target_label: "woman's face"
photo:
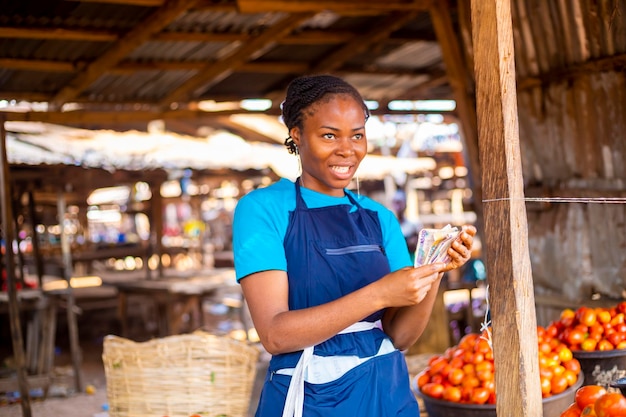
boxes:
[290,94,368,197]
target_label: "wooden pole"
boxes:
[0,117,32,416]
[470,1,542,416]
[57,189,84,392]
[150,181,164,278]
[27,188,44,289]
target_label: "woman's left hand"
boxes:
[443,225,477,271]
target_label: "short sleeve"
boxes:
[232,192,288,281]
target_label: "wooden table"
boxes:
[105,268,239,337]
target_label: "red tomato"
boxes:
[563,358,582,374]
[597,339,615,351]
[442,386,462,402]
[422,382,444,399]
[567,329,586,346]
[577,307,598,327]
[594,392,626,417]
[447,368,464,386]
[415,370,430,389]
[551,374,569,395]
[575,385,608,409]
[469,387,490,405]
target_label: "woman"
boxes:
[233,74,476,417]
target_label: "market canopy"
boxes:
[5,121,437,182]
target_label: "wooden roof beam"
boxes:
[0,59,79,73]
[50,0,198,108]
[67,0,239,8]
[236,0,433,13]
[0,27,117,42]
[159,12,314,106]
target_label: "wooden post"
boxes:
[470,1,542,416]
[57,189,84,392]
[150,181,164,278]
[27,188,44,289]
[0,117,32,416]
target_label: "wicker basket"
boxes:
[102,331,260,417]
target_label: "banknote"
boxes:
[414,224,460,267]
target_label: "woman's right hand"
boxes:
[375,263,446,308]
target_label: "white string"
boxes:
[482,197,626,204]
[479,284,493,351]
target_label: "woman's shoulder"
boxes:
[236,178,296,212]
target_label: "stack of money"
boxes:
[414,224,460,267]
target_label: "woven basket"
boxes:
[102,331,260,417]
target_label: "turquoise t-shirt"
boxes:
[233,178,412,281]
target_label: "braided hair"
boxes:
[281,75,370,154]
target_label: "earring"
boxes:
[356,174,360,198]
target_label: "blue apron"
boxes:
[254,179,419,417]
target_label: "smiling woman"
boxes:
[232,74,476,417]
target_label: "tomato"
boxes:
[551,374,569,395]
[447,368,464,385]
[461,375,480,389]
[563,358,582,374]
[540,376,552,396]
[617,302,626,315]
[597,339,615,351]
[567,329,586,346]
[442,386,462,402]
[594,392,626,417]
[558,346,574,362]
[581,338,598,351]
[560,402,582,417]
[610,313,625,327]
[575,385,607,409]
[607,331,624,347]
[415,370,430,389]
[563,369,578,386]
[561,308,576,325]
[470,387,490,404]
[422,382,445,399]
[429,357,449,374]
[577,307,598,327]
[597,309,612,324]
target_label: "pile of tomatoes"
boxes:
[560,385,626,417]
[415,327,581,404]
[549,303,626,352]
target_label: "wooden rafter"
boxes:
[67,0,238,11]
[0,59,78,73]
[236,0,433,13]
[51,0,199,107]
[0,105,454,125]
[0,27,117,42]
[159,12,314,106]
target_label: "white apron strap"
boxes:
[281,321,379,417]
